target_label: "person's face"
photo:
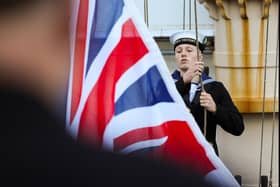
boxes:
[174,43,202,72]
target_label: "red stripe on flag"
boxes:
[115,120,216,175]
[114,125,167,152]
[70,0,89,124]
[78,19,149,147]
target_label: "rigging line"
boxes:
[268,15,279,187]
[144,0,149,27]
[189,0,192,30]
[194,0,207,137]
[258,4,270,187]
[183,0,186,30]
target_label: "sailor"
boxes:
[170,30,245,155]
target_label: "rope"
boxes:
[183,0,186,30]
[194,0,207,137]
[258,5,270,187]
[144,0,149,27]
[189,0,192,30]
[268,16,279,187]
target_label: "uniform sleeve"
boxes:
[211,83,245,136]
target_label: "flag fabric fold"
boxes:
[66,0,240,186]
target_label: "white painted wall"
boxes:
[133,0,214,36]
[218,114,279,187]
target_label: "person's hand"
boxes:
[181,61,204,84]
[200,92,216,113]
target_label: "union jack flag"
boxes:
[66,0,239,186]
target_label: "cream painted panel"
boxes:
[133,0,214,33]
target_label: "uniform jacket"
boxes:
[172,70,244,155]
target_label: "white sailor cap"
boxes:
[169,30,207,51]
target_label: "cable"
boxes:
[268,15,279,187]
[144,0,149,27]
[258,4,270,187]
[189,0,192,30]
[183,0,186,30]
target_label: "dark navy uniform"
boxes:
[173,70,244,155]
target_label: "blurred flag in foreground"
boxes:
[66,0,239,186]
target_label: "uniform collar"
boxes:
[172,69,212,82]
